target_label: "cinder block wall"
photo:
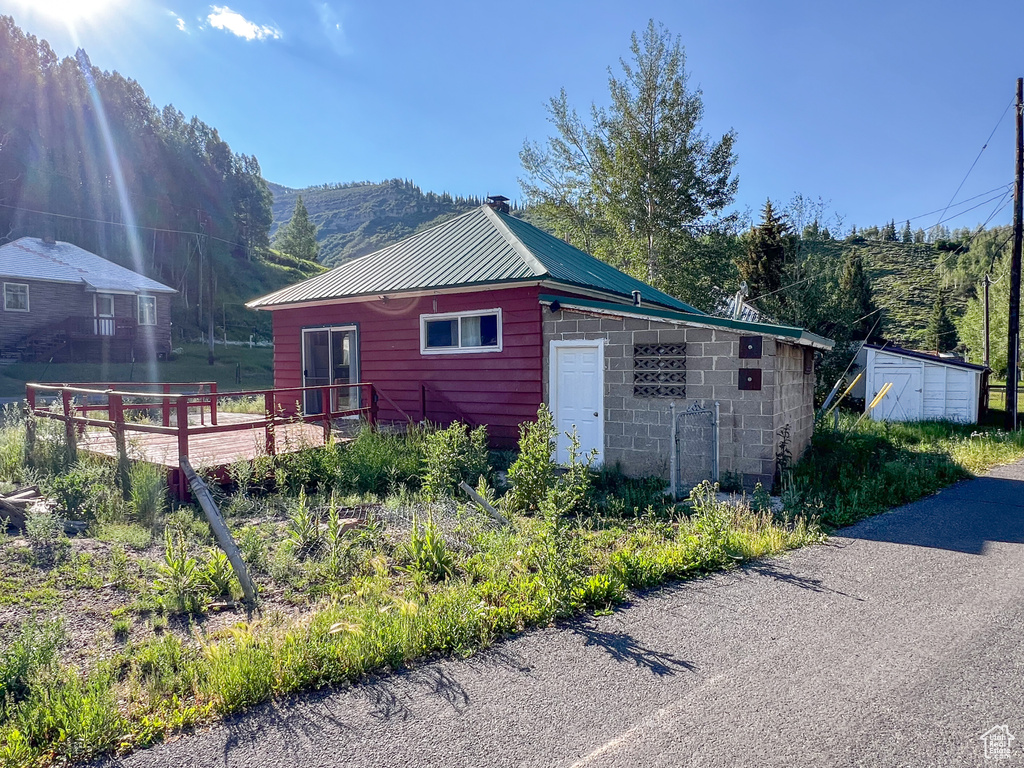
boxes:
[542,308,816,489]
[773,342,815,463]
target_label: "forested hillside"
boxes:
[269,180,483,266]
[0,17,321,340]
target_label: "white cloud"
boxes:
[206,6,280,41]
[176,17,187,31]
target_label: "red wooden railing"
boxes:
[26,381,382,499]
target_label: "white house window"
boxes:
[138,295,157,326]
[3,283,28,312]
[420,309,502,354]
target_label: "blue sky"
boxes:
[4,0,1023,232]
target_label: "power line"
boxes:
[933,97,1015,230]
[901,183,1012,224]
[0,201,243,249]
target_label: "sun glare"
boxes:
[28,0,115,22]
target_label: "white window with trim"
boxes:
[138,295,157,326]
[420,308,502,354]
[3,283,28,312]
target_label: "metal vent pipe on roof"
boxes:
[632,290,642,307]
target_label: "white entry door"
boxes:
[550,340,604,464]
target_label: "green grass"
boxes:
[0,343,274,397]
[4,415,1024,767]
[787,415,1024,528]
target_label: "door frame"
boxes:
[548,338,605,465]
[94,293,115,336]
[301,324,360,415]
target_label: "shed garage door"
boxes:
[873,363,922,421]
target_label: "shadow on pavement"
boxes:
[571,621,696,676]
[745,560,865,600]
[836,475,1024,555]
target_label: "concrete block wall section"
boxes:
[542,309,809,489]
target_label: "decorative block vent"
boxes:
[633,343,686,398]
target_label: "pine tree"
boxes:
[901,220,913,243]
[838,249,877,339]
[926,291,957,352]
[736,199,790,300]
[273,195,320,262]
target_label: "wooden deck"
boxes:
[25,380,399,500]
[78,413,328,469]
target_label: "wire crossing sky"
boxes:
[4,0,1022,231]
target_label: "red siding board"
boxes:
[270,286,545,444]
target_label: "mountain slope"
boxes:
[268,180,482,267]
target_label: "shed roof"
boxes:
[247,205,700,313]
[865,343,988,372]
[0,238,175,294]
[540,293,834,350]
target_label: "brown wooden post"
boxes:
[369,384,378,426]
[162,383,171,427]
[321,386,331,444]
[109,392,130,497]
[420,382,427,422]
[61,389,77,463]
[25,385,36,413]
[210,382,218,426]
[264,390,276,456]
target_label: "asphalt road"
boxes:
[102,461,1024,768]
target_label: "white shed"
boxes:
[855,344,987,423]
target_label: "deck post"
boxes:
[61,389,77,463]
[210,382,218,426]
[109,393,131,497]
[25,385,36,413]
[369,384,378,426]
[264,391,276,456]
[176,396,189,471]
[162,384,171,427]
[321,386,331,444]
[420,382,427,422]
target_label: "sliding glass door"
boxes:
[301,326,359,415]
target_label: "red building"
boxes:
[249,198,831,488]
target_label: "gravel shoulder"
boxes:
[101,461,1024,768]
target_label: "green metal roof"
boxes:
[539,293,834,350]
[247,205,701,313]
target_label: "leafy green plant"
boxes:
[575,573,626,613]
[422,422,490,500]
[155,529,206,614]
[24,502,70,567]
[238,525,269,574]
[0,618,64,717]
[286,488,321,558]
[202,550,238,600]
[128,459,166,528]
[505,405,557,514]
[112,615,131,641]
[400,516,456,582]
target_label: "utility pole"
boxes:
[983,273,991,369]
[1006,77,1024,430]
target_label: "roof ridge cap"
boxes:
[482,204,548,277]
